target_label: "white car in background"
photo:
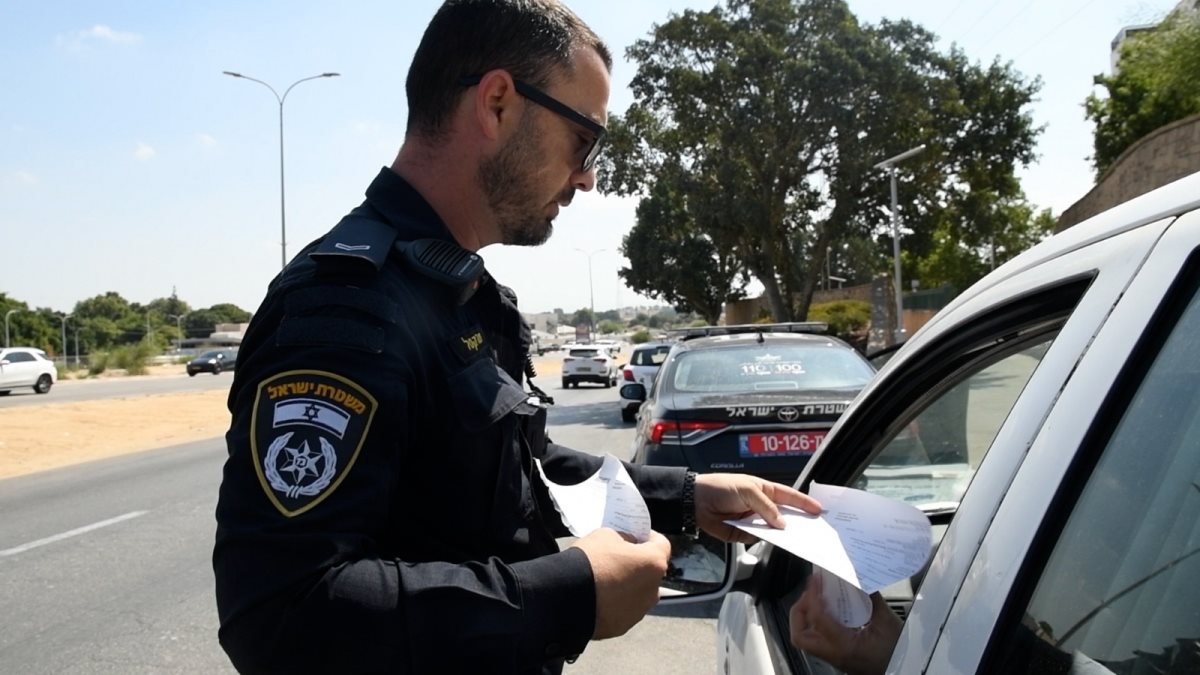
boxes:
[618,341,674,423]
[0,347,57,395]
[706,171,1200,673]
[561,344,620,389]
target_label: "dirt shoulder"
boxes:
[0,365,232,480]
[0,356,569,481]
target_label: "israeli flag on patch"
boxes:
[273,399,351,439]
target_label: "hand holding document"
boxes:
[536,454,652,542]
[728,482,932,626]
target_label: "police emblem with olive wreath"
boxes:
[250,370,378,517]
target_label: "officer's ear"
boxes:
[471,70,520,142]
[394,239,485,306]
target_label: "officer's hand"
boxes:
[694,473,822,543]
[789,574,902,675]
[571,528,671,640]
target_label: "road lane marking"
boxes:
[0,510,149,557]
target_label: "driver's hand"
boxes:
[789,574,903,675]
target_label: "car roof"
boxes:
[671,331,851,353]
[930,170,1200,332]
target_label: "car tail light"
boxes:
[649,419,728,444]
[623,368,634,381]
[563,357,575,362]
[592,358,607,363]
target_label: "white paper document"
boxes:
[535,454,652,542]
[813,564,874,627]
[727,482,931,595]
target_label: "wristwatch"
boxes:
[681,471,698,533]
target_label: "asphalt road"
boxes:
[0,369,233,408]
[0,371,721,674]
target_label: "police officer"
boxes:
[213,1,821,673]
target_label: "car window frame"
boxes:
[980,243,1200,672]
[916,213,1199,673]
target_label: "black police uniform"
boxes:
[213,167,690,674]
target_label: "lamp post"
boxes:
[223,70,340,269]
[168,313,189,352]
[4,308,19,348]
[55,314,71,366]
[573,248,605,341]
[873,144,925,344]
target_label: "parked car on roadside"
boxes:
[187,349,237,376]
[0,347,57,395]
[619,341,675,423]
[707,171,1200,674]
[561,344,620,388]
[625,323,874,485]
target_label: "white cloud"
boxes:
[197,133,217,148]
[56,24,142,51]
[14,170,38,185]
[84,25,141,44]
[134,142,156,161]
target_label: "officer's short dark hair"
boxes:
[406,0,612,137]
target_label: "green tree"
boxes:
[570,308,594,328]
[598,320,624,334]
[1,295,56,353]
[1085,10,1200,175]
[601,0,1040,321]
[916,203,1054,290]
[619,180,746,323]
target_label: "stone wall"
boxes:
[1058,113,1200,231]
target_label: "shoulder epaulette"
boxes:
[309,216,399,272]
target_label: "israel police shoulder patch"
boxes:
[250,370,378,517]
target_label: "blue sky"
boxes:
[0,0,1178,316]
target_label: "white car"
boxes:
[0,347,57,395]
[659,171,1200,673]
[561,344,620,388]
[618,341,674,422]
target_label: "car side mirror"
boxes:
[0,359,9,366]
[658,534,736,605]
[620,383,646,402]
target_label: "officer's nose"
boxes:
[572,165,596,193]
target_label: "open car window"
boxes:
[853,337,1052,512]
[746,277,1093,674]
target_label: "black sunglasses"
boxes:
[459,75,606,172]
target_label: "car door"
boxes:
[0,350,37,388]
[717,215,1174,674]
[924,208,1200,673]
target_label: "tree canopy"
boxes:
[0,291,250,359]
[600,0,1043,321]
[1086,10,1200,175]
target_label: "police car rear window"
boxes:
[668,343,873,393]
[569,349,601,358]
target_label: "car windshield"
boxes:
[569,349,601,358]
[667,342,874,393]
[197,351,223,359]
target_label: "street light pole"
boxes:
[574,248,605,341]
[873,144,925,344]
[223,70,340,269]
[4,308,18,348]
[168,313,189,352]
[55,314,71,366]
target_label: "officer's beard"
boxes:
[477,112,555,247]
